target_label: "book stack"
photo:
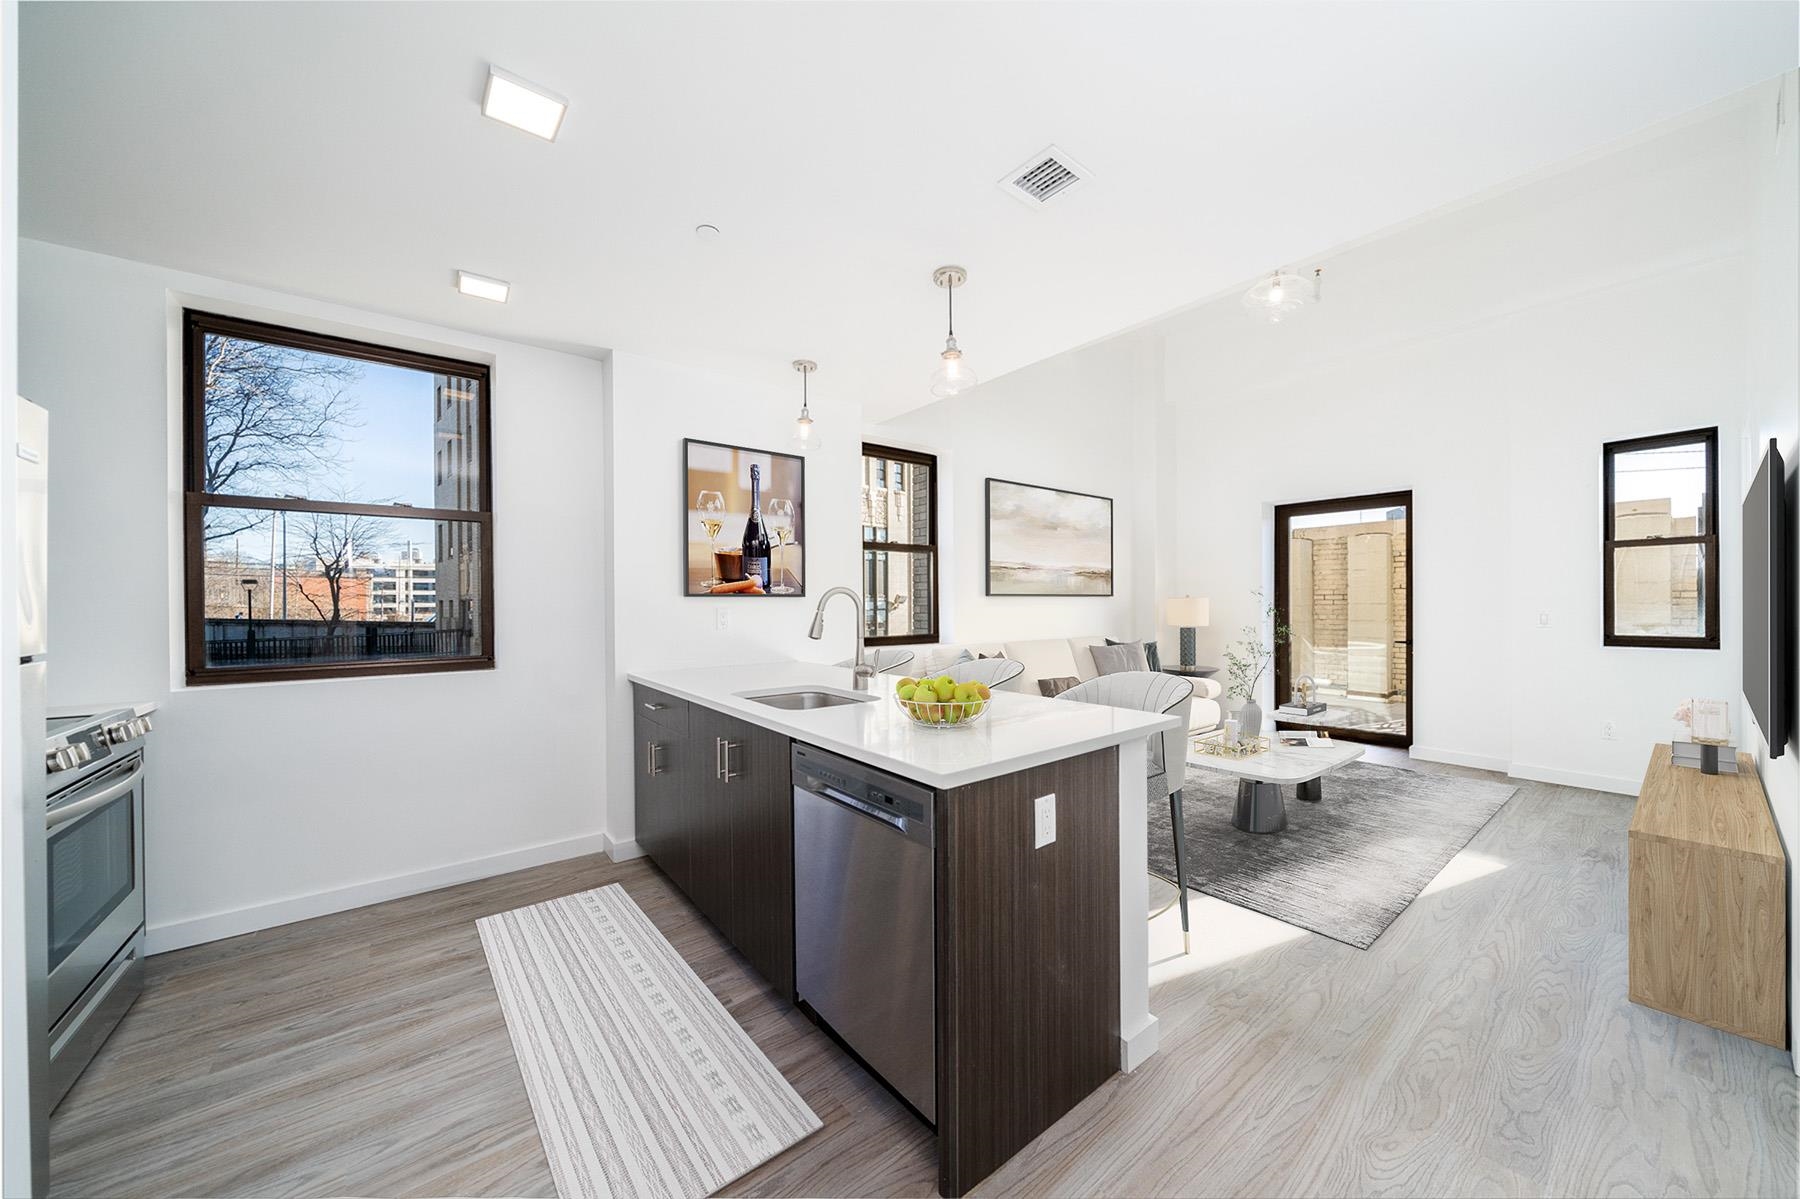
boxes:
[1275,701,1327,720]
[1672,739,1738,774]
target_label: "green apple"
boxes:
[897,684,916,701]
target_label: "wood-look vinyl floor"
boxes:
[49,757,1798,1198]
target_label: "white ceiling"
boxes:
[19,1,1798,420]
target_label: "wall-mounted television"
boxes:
[1742,438,1788,757]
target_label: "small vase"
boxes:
[1238,699,1263,737]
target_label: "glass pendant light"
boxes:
[930,265,979,398]
[790,359,822,453]
[1242,267,1323,323]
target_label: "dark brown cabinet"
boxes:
[632,687,793,1000]
[633,687,692,894]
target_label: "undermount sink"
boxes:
[741,688,876,711]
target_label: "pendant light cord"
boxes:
[947,278,955,338]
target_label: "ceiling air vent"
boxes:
[998,145,1091,207]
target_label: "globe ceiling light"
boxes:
[929,265,979,398]
[790,359,822,454]
[1243,267,1323,323]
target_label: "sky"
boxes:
[206,341,467,565]
[331,358,439,506]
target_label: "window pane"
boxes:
[1611,440,1708,537]
[200,330,483,511]
[862,457,932,545]
[1612,543,1707,639]
[863,549,934,640]
[199,506,484,670]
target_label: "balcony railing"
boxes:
[202,618,473,666]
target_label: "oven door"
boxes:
[46,753,146,1026]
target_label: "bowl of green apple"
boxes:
[893,675,993,729]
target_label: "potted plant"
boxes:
[1222,590,1291,737]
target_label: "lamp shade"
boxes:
[1163,595,1210,627]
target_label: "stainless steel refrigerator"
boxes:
[16,396,50,1196]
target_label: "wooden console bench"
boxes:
[1628,744,1787,1048]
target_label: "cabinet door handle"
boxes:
[714,736,724,780]
[646,741,665,777]
[722,740,742,783]
[642,701,669,712]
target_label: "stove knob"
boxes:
[138,715,153,734]
[105,723,131,744]
[46,747,75,773]
[74,743,92,763]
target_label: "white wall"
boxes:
[601,351,865,854]
[18,240,610,951]
[1737,69,1799,1071]
[1153,99,1754,795]
[873,334,1166,650]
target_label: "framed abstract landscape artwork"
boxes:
[984,478,1113,596]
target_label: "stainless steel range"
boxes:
[42,707,151,1110]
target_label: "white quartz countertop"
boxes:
[628,661,1178,789]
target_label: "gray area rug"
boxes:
[478,884,821,1199]
[1149,759,1517,949]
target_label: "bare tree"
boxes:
[292,510,388,634]
[201,334,361,541]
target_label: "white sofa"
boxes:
[901,636,1223,732]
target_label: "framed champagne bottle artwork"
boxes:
[682,438,806,597]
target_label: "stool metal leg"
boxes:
[1296,777,1323,803]
[1169,788,1190,954]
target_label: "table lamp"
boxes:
[1163,595,1210,670]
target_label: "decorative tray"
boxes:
[1192,731,1272,758]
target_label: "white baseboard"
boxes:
[1119,1012,1160,1072]
[1507,761,1640,797]
[1408,745,1510,774]
[605,835,644,862]
[1409,744,1639,796]
[146,831,611,955]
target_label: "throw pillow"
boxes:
[1107,637,1162,673]
[1090,641,1149,675]
[1038,675,1081,698]
[953,649,1003,666]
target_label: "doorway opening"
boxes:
[1273,491,1413,748]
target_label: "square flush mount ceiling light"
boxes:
[481,66,567,140]
[456,270,510,303]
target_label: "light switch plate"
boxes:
[1034,793,1056,848]
[715,607,729,631]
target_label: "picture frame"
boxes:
[984,477,1114,596]
[682,438,806,597]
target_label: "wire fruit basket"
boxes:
[893,690,992,730]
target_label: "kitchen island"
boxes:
[626,661,1178,1196]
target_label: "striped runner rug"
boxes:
[478,884,821,1199]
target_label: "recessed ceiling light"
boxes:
[456,270,510,303]
[481,66,567,141]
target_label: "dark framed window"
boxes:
[861,443,937,645]
[1602,426,1718,649]
[183,311,495,684]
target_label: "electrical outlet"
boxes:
[1034,793,1056,849]
[1537,611,1551,628]
[1601,720,1617,741]
[715,607,729,631]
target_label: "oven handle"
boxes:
[46,758,143,831]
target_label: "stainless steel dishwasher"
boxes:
[791,743,936,1123]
